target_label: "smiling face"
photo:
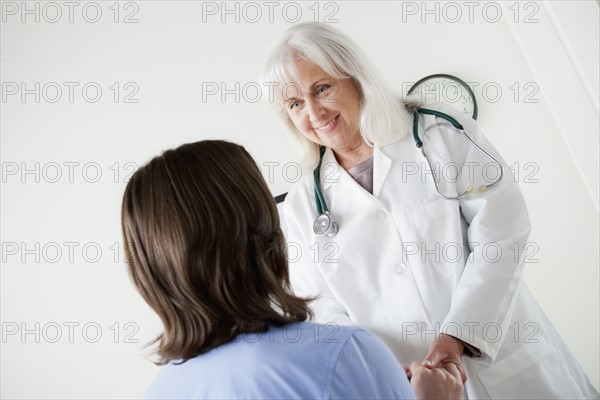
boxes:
[284,59,364,154]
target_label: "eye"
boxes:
[288,99,302,110]
[315,84,331,96]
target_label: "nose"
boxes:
[306,99,326,126]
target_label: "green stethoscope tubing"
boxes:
[313,145,339,237]
[312,107,504,237]
[412,107,504,200]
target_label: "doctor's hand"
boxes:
[422,334,467,384]
[408,361,464,400]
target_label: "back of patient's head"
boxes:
[121,140,310,364]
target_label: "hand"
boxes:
[408,361,464,400]
[422,334,467,383]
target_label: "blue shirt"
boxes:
[144,321,415,399]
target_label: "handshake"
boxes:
[406,333,467,400]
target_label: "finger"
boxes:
[403,364,412,380]
[408,361,423,373]
[421,352,443,368]
[456,363,467,383]
[443,361,467,383]
[444,360,467,383]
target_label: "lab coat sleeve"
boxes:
[433,103,532,364]
[283,189,354,327]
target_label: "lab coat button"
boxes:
[395,263,407,273]
[376,211,387,221]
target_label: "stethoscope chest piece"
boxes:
[313,212,339,237]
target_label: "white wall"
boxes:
[1,1,598,397]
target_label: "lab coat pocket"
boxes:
[477,336,584,399]
[409,197,465,276]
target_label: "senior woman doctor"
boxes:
[262,23,598,399]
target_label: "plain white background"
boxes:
[1,1,598,398]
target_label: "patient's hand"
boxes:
[408,361,464,400]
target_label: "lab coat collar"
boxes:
[319,145,392,198]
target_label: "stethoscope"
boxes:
[312,107,504,237]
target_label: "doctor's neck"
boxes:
[332,141,373,171]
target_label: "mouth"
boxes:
[313,115,339,133]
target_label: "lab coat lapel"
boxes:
[373,145,392,198]
[319,147,341,192]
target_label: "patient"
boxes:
[121,140,463,399]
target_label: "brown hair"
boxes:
[121,140,311,364]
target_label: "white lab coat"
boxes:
[282,103,598,399]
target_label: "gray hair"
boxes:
[262,22,416,169]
